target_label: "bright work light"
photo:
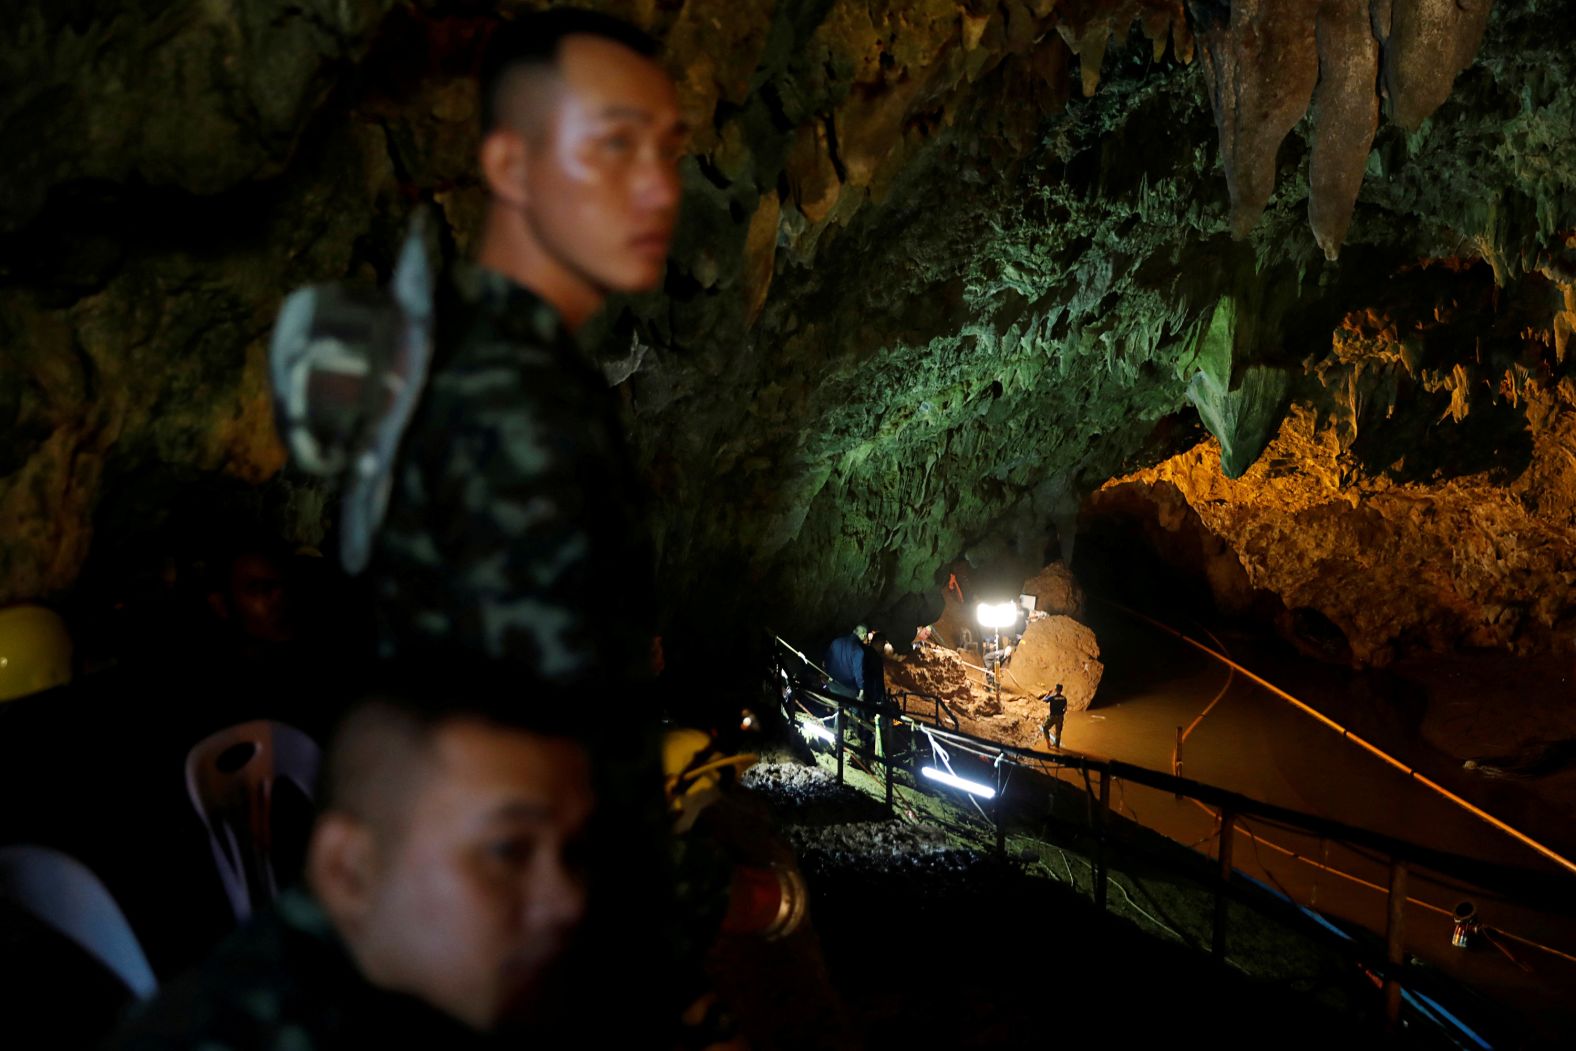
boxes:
[920,765,996,799]
[975,601,1018,629]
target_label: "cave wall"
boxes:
[1094,256,1576,664]
[3,0,1574,658]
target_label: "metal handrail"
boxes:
[890,688,961,730]
[905,705,1574,910]
[767,634,1553,1044]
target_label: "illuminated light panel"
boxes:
[920,765,996,799]
[797,717,835,744]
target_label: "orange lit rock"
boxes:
[885,644,975,711]
[1096,387,1576,665]
[786,121,842,227]
[1004,615,1103,712]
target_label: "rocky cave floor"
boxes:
[711,747,1437,1050]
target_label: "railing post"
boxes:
[1213,810,1234,961]
[834,705,844,785]
[1172,726,1185,803]
[994,757,1007,854]
[883,701,895,813]
[1384,861,1407,1030]
[1094,769,1111,912]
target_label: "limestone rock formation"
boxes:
[1193,0,1496,258]
[1308,0,1380,260]
[1193,0,1321,241]
[0,1,393,231]
[1377,0,1494,133]
[0,0,1565,675]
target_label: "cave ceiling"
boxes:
[2,0,1574,658]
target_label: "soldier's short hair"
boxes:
[480,9,661,134]
[319,659,593,825]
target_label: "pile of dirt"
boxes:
[883,645,976,708]
[741,760,862,808]
[1002,615,1103,711]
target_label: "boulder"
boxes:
[1019,561,1085,619]
[1004,615,1103,711]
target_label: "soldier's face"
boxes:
[356,720,592,1031]
[514,36,684,297]
[224,553,292,643]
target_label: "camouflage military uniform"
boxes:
[370,263,653,684]
[367,265,684,1039]
[110,891,491,1050]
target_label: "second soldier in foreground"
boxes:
[113,672,596,1048]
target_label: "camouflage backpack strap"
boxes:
[268,211,437,574]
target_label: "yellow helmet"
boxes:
[0,604,73,703]
[661,727,757,833]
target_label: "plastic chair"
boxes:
[184,720,321,923]
[0,845,157,999]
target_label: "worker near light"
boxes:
[982,636,1013,676]
[975,601,1018,697]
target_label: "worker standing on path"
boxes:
[1040,683,1068,748]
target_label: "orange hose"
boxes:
[1110,601,1576,879]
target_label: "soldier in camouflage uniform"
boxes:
[371,261,655,684]
[366,12,707,1046]
[113,673,596,1049]
[222,12,724,1048]
[370,11,683,684]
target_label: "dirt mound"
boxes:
[884,645,975,707]
[1002,615,1103,711]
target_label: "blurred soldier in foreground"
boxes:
[361,11,691,1040]
[372,9,683,681]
